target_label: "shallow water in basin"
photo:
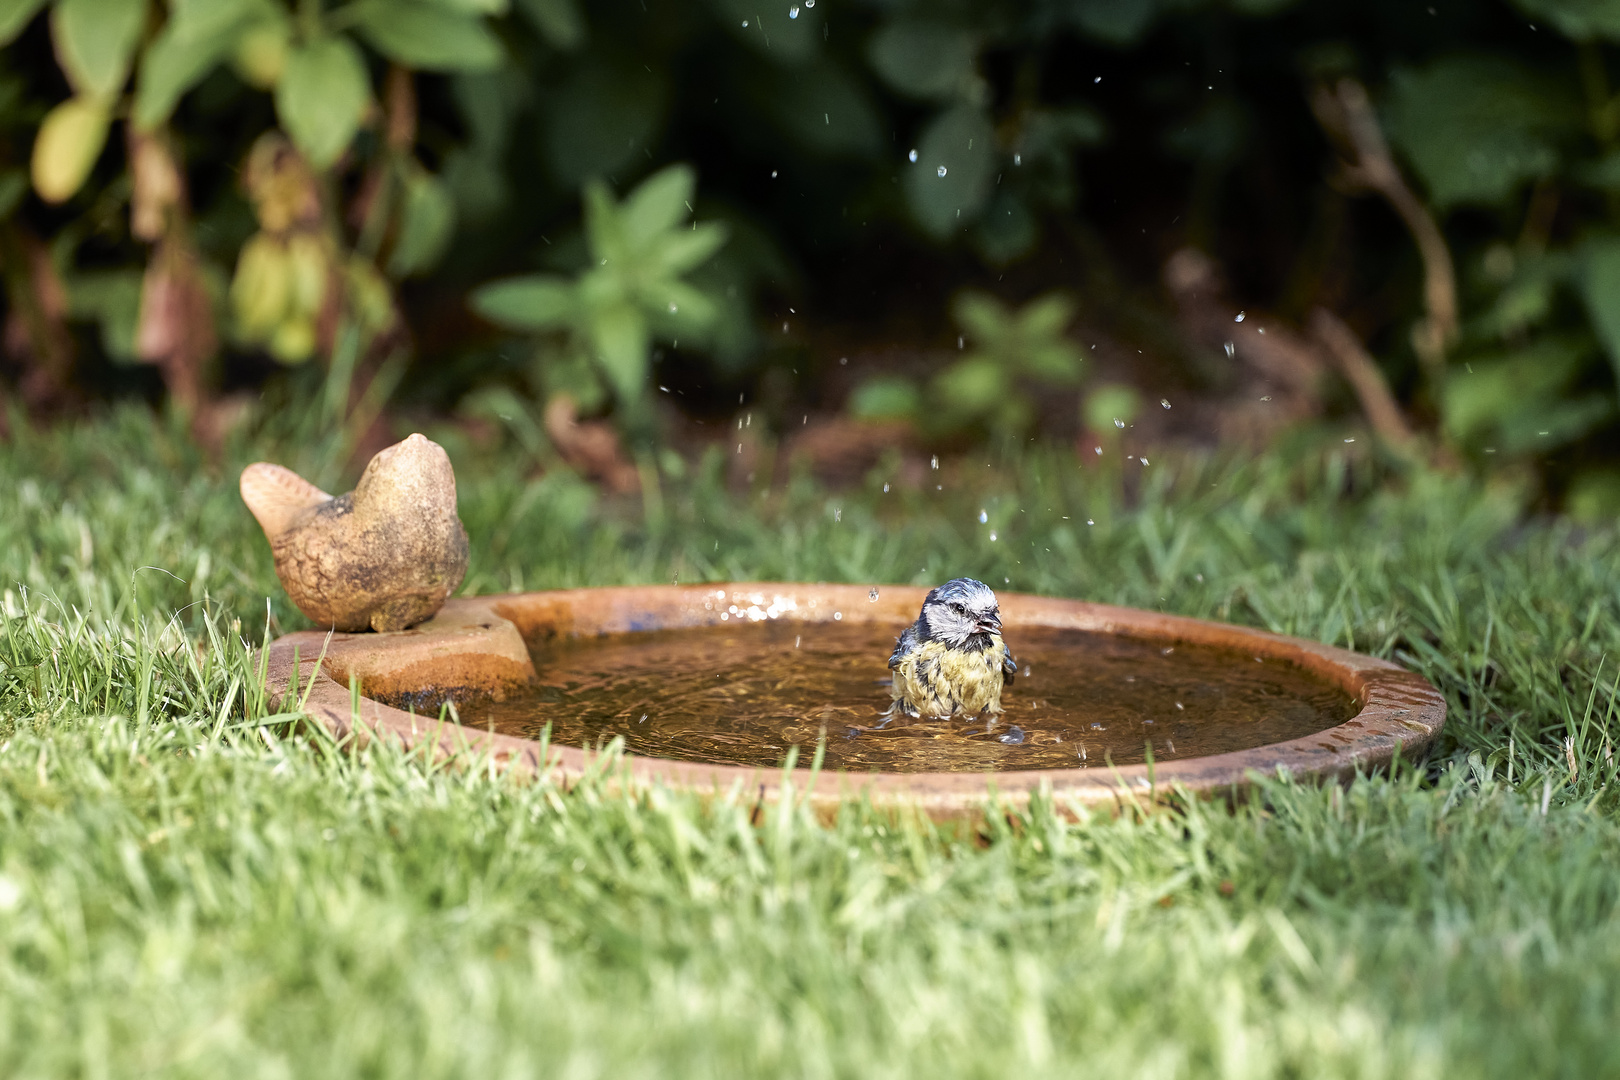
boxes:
[454,621,1359,772]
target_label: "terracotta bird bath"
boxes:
[259,584,1446,819]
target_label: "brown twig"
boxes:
[1308,308,1415,447]
[1,224,75,412]
[129,127,218,422]
[1312,78,1456,384]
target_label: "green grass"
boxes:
[2,404,1620,1077]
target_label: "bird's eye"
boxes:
[952,602,966,615]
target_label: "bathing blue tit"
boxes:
[887,578,1017,720]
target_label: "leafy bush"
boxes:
[470,165,727,426]
[0,0,1618,499]
[852,290,1083,439]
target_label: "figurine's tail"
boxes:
[240,463,331,541]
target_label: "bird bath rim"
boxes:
[259,584,1446,818]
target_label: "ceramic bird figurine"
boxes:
[240,433,469,632]
[887,578,1017,720]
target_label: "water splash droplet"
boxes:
[1234,310,1246,323]
[788,4,799,17]
[833,611,843,621]
[1086,519,1095,525]
[882,483,890,493]
[741,19,748,26]
[1223,341,1235,358]
[979,510,988,523]
[868,588,879,602]
[930,455,939,470]
[1013,153,1021,165]
[989,531,998,542]
[1161,398,1171,409]
[804,0,814,6]
[908,148,918,162]
[937,165,948,178]
[1113,417,1124,429]
[834,508,842,522]
[668,302,678,313]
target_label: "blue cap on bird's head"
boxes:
[919,577,1003,647]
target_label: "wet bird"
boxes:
[886,578,1017,720]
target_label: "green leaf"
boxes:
[135,0,273,126]
[620,165,694,246]
[67,268,144,362]
[274,36,370,168]
[904,105,997,240]
[1066,0,1157,46]
[351,0,502,72]
[425,0,506,17]
[471,275,577,330]
[644,280,717,333]
[972,191,1038,265]
[1511,0,1620,41]
[1017,293,1075,340]
[51,0,147,98]
[587,301,648,402]
[542,60,666,188]
[849,377,921,421]
[388,168,456,278]
[762,60,884,158]
[1578,237,1620,386]
[952,291,1011,342]
[1083,384,1141,431]
[648,223,728,277]
[867,20,977,102]
[0,169,27,220]
[935,357,1007,414]
[1385,56,1579,210]
[1442,337,1612,454]
[714,0,821,65]
[513,0,582,48]
[31,95,111,203]
[0,0,47,47]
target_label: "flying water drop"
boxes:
[979,510,988,523]
[937,165,948,178]
[1223,341,1235,358]
[1013,153,1022,165]
[930,455,939,470]
[908,148,918,162]
[1235,311,1246,322]
[868,588,879,602]
[788,5,799,17]
[989,531,998,542]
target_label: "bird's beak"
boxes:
[975,613,1002,634]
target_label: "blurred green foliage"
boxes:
[0,0,1617,501]
[472,165,727,423]
[852,291,1082,438]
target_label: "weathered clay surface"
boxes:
[261,585,1448,821]
[242,433,469,632]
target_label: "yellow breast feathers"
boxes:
[891,637,1009,719]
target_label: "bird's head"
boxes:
[920,578,1003,649]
